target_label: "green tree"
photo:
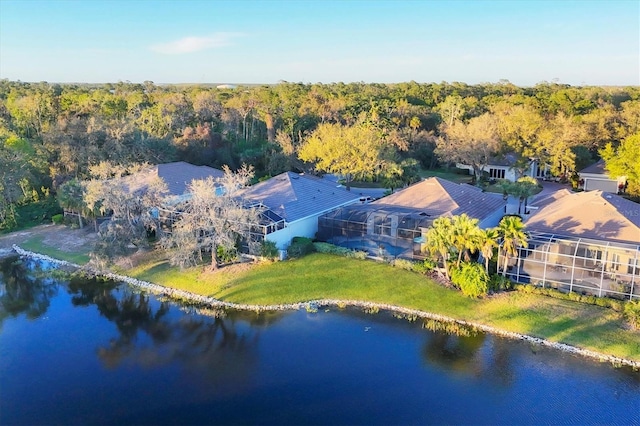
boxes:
[510,176,539,215]
[424,217,454,279]
[57,179,87,228]
[298,122,389,190]
[497,216,528,277]
[479,227,500,274]
[450,214,481,268]
[600,132,640,197]
[435,113,501,185]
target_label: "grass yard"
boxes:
[123,252,640,362]
[418,168,474,184]
[483,182,544,196]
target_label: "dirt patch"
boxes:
[0,224,98,253]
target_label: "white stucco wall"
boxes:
[265,216,320,250]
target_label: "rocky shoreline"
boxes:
[10,244,640,369]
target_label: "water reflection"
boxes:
[0,256,58,327]
[66,276,291,393]
[1,259,639,425]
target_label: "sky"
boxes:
[0,0,638,86]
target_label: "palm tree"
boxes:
[497,216,528,276]
[451,214,480,268]
[512,176,539,215]
[479,227,500,274]
[425,217,454,279]
[57,179,86,228]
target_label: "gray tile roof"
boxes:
[373,177,506,222]
[156,162,224,196]
[525,190,640,244]
[238,172,361,223]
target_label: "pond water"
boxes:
[1,256,639,425]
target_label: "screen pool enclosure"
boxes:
[498,231,639,300]
[317,204,434,260]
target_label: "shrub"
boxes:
[313,242,351,256]
[488,274,513,292]
[450,262,489,298]
[392,258,415,271]
[348,250,368,260]
[313,242,337,253]
[412,259,436,275]
[512,284,628,312]
[287,237,316,258]
[52,214,64,225]
[216,245,238,264]
[624,301,640,330]
[313,242,366,259]
[260,240,280,261]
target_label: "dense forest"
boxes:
[1,79,639,231]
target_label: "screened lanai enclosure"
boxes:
[499,232,640,300]
[317,204,434,260]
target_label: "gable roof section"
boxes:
[525,190,640,244]
[238,172,361,222]
[372,177,506,222]
[156,162,224,196]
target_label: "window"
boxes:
[628,257,639,275]
[610,252,620,271]
[489,168,505,179]
[373,215,391,236]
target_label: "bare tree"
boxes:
[84,162,169,265]
[161,165,262,270]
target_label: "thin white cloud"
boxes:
[150,32,244,54]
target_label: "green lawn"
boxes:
[484,182,544,196]
[123,252,640,362]
[20,235,91,265]
[419,168,474,184]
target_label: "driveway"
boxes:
[532,180,571,203]
[504,180,571,215]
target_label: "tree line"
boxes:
[1,78,639,230]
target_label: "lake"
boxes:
[1,256,639,425]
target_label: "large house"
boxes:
[237,172,361,250]
[317,177,507,259]
[578,159,625,193]
[500,190,640,300]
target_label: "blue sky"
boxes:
[1,0,638,86]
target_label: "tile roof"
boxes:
[238,172,361,222]
[156,162,224,196]
[372,177,506,222]
[119,162,224,201]
[525,190,640,244]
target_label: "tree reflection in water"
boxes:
[420,323,516,387]
[0,256,58,327]
[67,276,285,389]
